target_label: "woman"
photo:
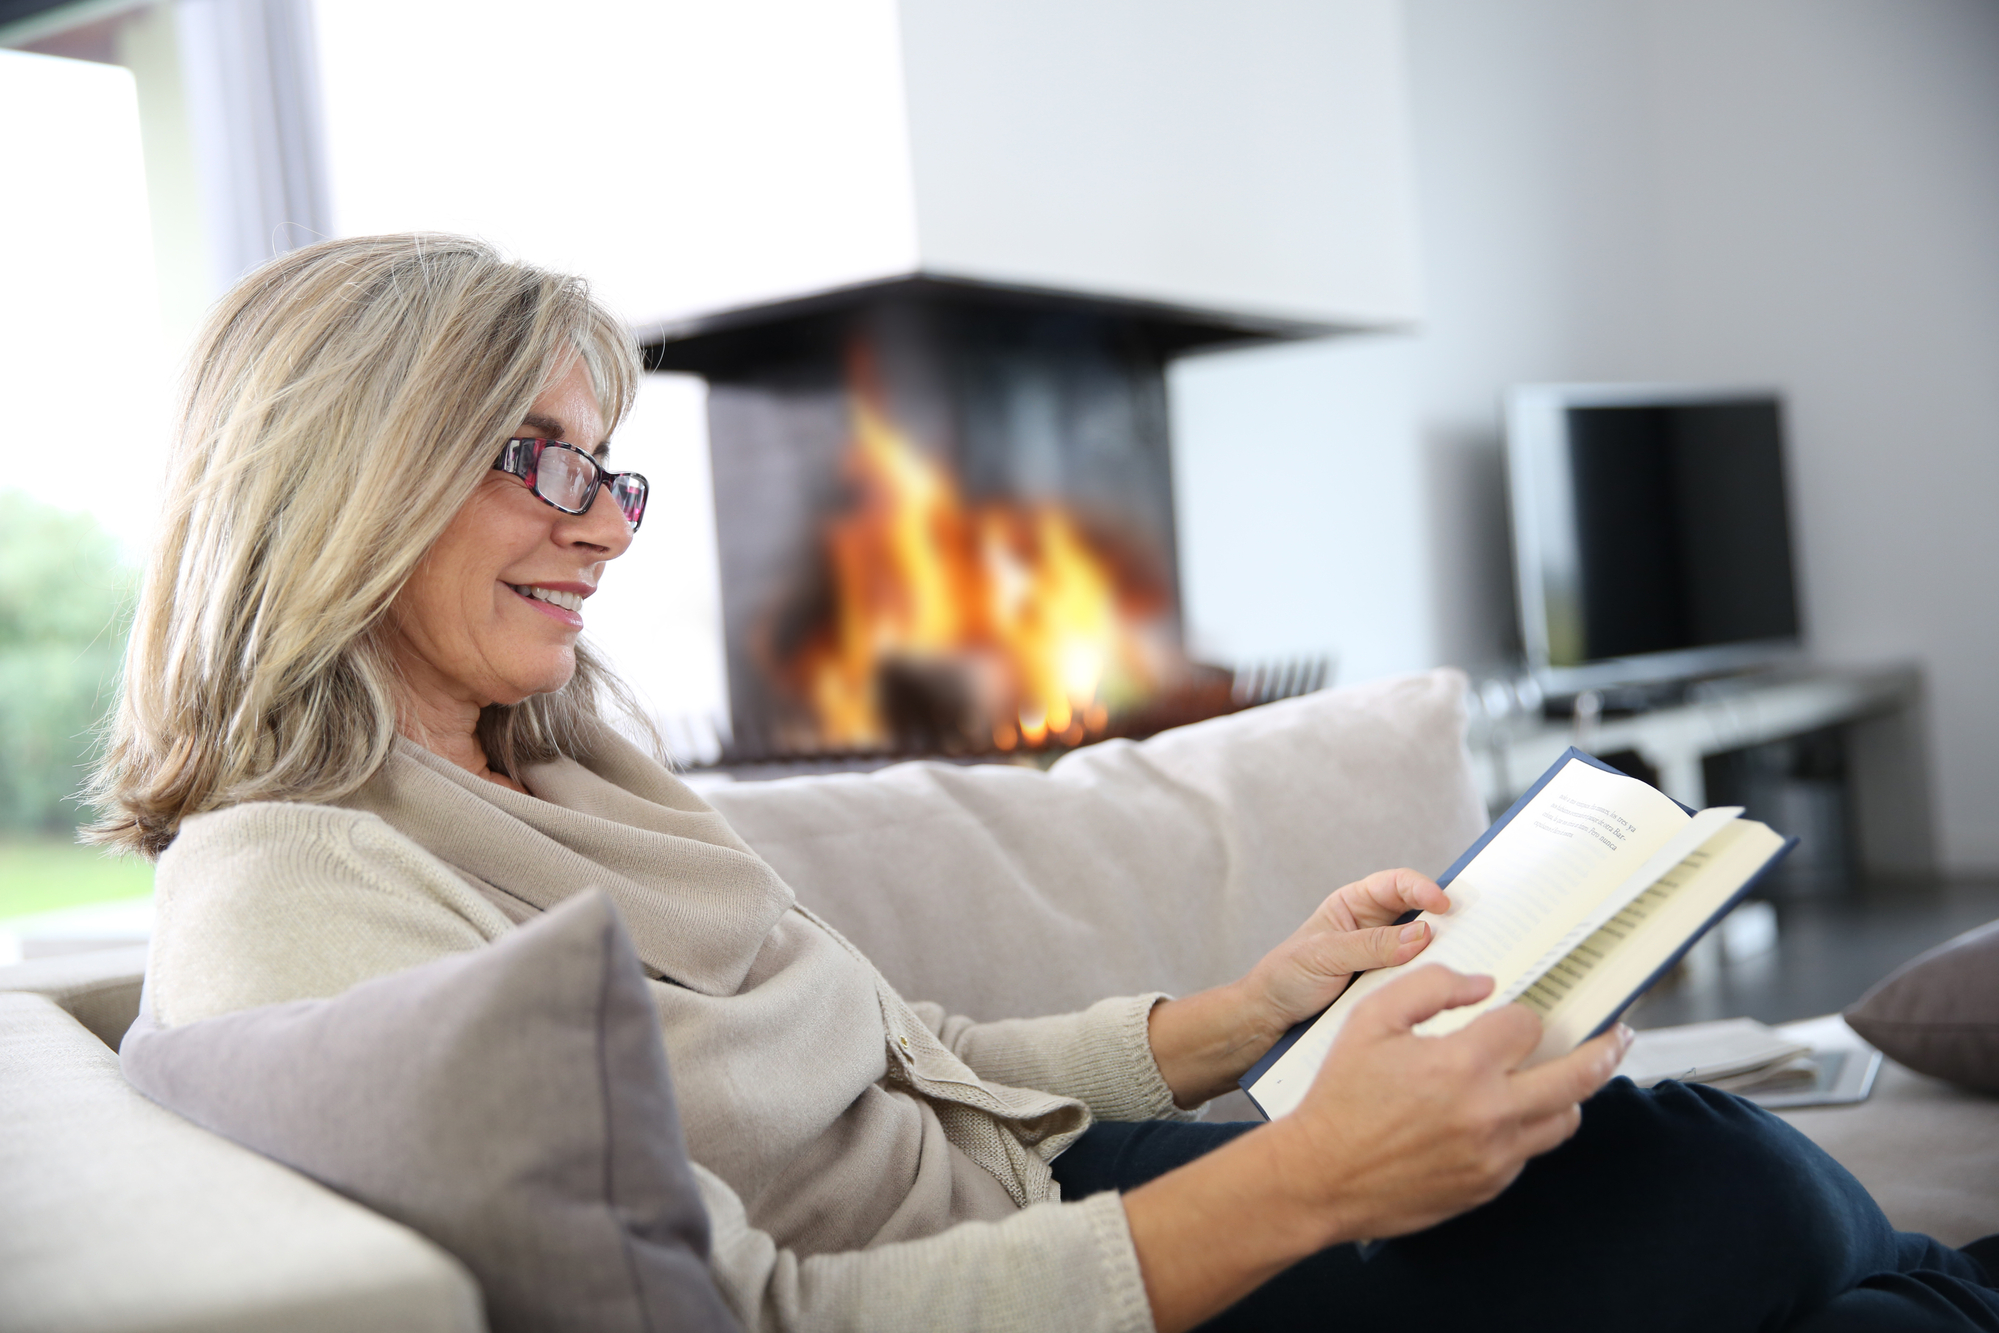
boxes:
[92,234,1996,1332]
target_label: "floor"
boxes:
[1627,875,1999,1029]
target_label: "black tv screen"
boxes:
[1508,387,1802,688]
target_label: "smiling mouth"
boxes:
[508,584,585,612]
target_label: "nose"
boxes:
[563,482,635,559]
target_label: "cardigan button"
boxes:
[897,1034,910,1052]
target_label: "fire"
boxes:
[979,508,1120,745]
[782,345,1171,751]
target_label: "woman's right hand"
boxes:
[1271,965,1631,1244]
[1121,965,1630,1333]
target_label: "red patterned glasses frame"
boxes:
[492,437,648,532]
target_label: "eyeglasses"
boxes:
[492,438,648,532]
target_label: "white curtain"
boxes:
[175,0,330,289]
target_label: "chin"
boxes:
[496,652,579,705]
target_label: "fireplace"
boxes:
[601,4,1418,764]
[646,276,1330,761]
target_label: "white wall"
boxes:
[575,374,730,763]
[1401,0,1675,671]
[315,0,1419,334]
[1173,1,1674,685]
[1170,335,1432,687]
[1646,0,1999,872]
[1172,0,1999,870]
[900,0,1421,326]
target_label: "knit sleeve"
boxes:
[696,1163,1156,1333]
[910,995,1195,1123]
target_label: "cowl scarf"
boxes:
[340,733,1088,1250]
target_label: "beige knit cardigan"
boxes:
[146,735,1187,1332]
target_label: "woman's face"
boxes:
[387,356,632,718]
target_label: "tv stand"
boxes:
[1468,661,1933,878]
[1541,677,1699,717]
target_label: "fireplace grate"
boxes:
[662,656,1334,775]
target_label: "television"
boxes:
[1506,384,1803,695]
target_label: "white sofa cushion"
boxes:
[0,944,149,1049]
[1777,1031,1999,1247]
[706,669,1489,1024]
[0,991,481,1333]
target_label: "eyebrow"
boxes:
[519,413,611,460]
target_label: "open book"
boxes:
[1242,748,1796,1120]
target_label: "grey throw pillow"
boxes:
[121,890,737,1333]
[1845,918,1999,1094]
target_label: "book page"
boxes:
[1519,817,1788,1065]
[1489,804,1742,1010]
[1249,757,1689,1119]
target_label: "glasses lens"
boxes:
[611,473,648,531]
[534,446,596,512]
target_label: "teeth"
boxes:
[512,585,584,613]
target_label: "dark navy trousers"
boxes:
[1051,1079,1999,1332]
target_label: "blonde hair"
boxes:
[88,234,646,857]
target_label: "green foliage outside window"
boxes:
[0,490,136,833]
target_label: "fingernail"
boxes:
[1616,1023,1635,1048]
[1400,922,1426,943]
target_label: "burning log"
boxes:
[766,340,1182,756]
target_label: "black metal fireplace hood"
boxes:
[638,272,1346,378]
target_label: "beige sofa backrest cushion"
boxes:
[706,669,1486,1022]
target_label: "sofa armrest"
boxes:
[0,993,485,1333]
[0,944,150,1050]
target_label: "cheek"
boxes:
[433,492,533,612]
[409,547,490,637]
[395,509,502,649]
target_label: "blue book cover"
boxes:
[1238,747,1797,1119]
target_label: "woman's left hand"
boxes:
[1146,868,1451,1107]
[1241,868,1452,1038]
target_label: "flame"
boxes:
[782,346,1168,750]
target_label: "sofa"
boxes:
[3,669,1993,1332]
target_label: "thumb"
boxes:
[1314,919,1432,977]
[1352,964,1495,1037]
